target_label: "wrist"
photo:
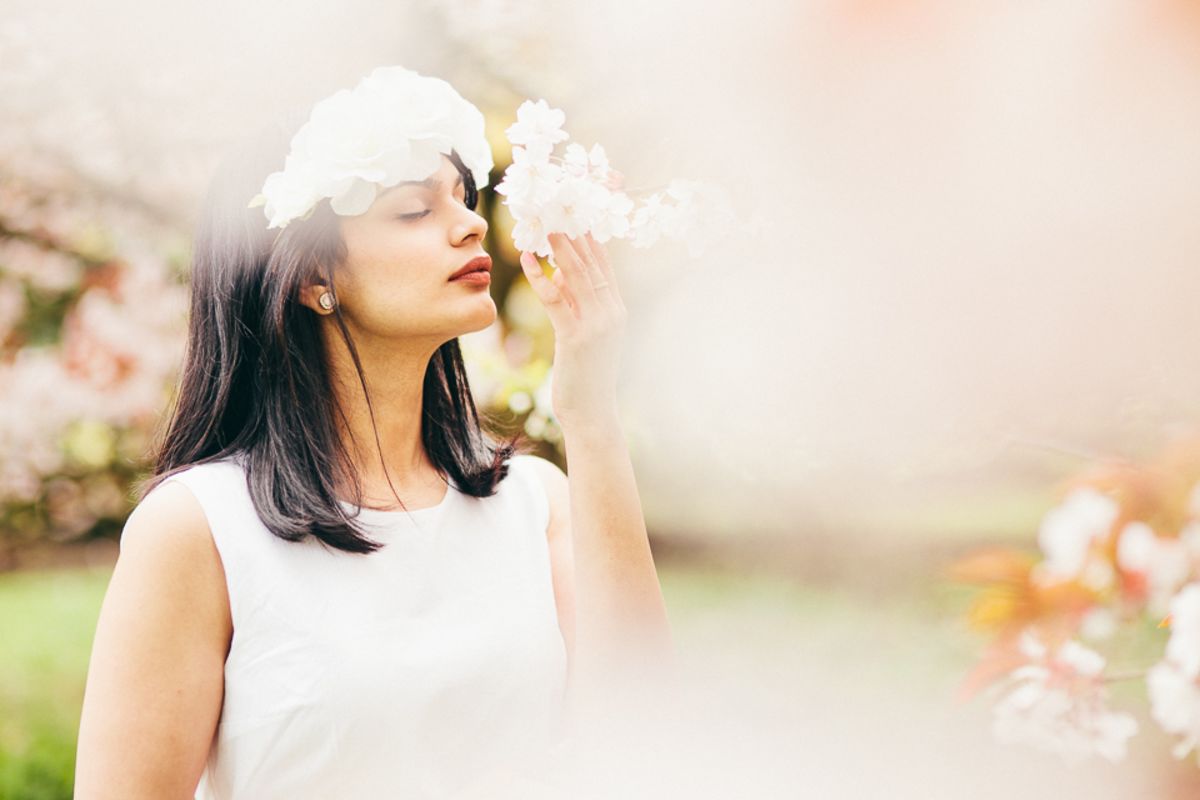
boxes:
[555,407,622,440]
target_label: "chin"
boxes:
[459,302,498,334]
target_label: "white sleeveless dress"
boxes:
[142,453,568,799]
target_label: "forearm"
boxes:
[560,413,675,694]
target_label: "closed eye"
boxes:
[395,185,469,221]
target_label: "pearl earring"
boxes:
[318,292,334,311]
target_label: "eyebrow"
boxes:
[379,173,464,198]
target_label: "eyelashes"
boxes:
[395,191,471,222]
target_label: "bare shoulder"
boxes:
[116,480,226,603]
[115,476,232,642]
[122,478,219,558]
[75,476,231,796]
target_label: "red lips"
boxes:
[449,255,492,281]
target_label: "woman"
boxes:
[74,66,673,798]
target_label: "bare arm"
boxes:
[516,232,675,727]
[529,421,675,722]
[562,419,674,675]
[74,480,232,799]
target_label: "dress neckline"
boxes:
[336,475,458,522]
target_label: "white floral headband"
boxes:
[248,66,494,230]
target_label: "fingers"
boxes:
[547,232,597,310]
[550,268,580,319]
[548,231,624,317]
[533,232,625,326]
[519,251,578,327]
[579,233,625,316]
[580,232,616,284]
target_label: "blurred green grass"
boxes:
[0,566,111,800]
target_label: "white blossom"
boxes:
[503,98,568,153]
[1031,487,1119,587]
[991,630,1137,764]
[538,178,607,242]
[494,145,561,209]
[1165,584,1200,678]
[1117,522,1197,616]
[562,142,611,184]
[511,215,553,259]
[1147,659,1200,761]
[499,98,736,260]
[589,190,634,244]
[1140,585,1200,761]
[628,192,676,249]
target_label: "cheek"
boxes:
[336,222,450,323]
[341,219,420,276]
[334,257,445,333]
[349,227,440,285]
[341,243,424,296]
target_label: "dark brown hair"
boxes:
[141,110,529,554]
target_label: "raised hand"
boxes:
[518,231,627,433]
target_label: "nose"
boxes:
[451,204,488,246]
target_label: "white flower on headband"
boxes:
[249,66,494,230]
[496,99,737,259]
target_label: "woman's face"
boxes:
[320,154,494,343]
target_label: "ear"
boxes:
[298,282,334,315]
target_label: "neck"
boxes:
[320,324,446,502]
